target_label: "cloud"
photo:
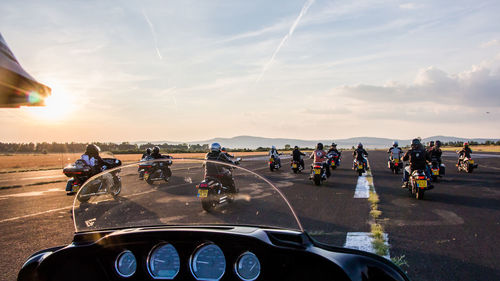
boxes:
[481,39,500,48]
[333,58,500,108]
[142,9,162,60]
[256,0,315,82]
[399,3,418,10]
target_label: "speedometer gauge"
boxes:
[147,243,180,279]
[235,252,260,281]
[190,243,226,280]
[115,250,137,277]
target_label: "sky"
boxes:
[1,0,499,143]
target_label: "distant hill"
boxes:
[134,135,499,149]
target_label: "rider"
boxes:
[353,143,369,170]
[205,143,238,193]
[429,140,445,175]
[388,141,403,162]
[402,138,432,188]
[141,148,152,159]
[221,147,234,159]
[457,142,473,166]
[309,143,330,178]
[327,143,342,165]
[150,146,173,178]
[81,144,104,175]
[66,144,104,194]
[292,146,306,170]
[269,145,281,167]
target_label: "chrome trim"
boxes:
[234,251,260,281]
[114,250,136,278]
[189,242,226,281]
[146,242,180,280]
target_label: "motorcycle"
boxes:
[407,169,431,200]
[19,158,409,281]
[327,152,340,170]
[63,158,122,200]
[269,155,281,171]
[429,157,445,182]
[388,157,402,174]
[310,161,328,186]
[291,159,303,173]
[197,158,241,212]
[458,156,478,173]
[354,158,366,176]
[138,156,172,185]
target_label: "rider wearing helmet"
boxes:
[150,146,173,178]
[457,142,473,166]
[66,144,105,194]
[292,146,306,170]
[402,138,432,188]
[353,143,369,170]
[310,143,331,178]
[205,143,239,193]
[327,143,342,166]
[142,148,152,159]
[221,147,234,159]
[388,141,403,161]
[269,145,282,168]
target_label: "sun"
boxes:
[23,82,76,121]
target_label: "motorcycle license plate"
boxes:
[432,169,439,175]
[314,169,321,174]
[144,173,149,180]
[331,162,336,167]
[292,164,297,168]
[358,165,363,169]
[198,189,208,198]
[469,160,474,164]
[394,159,399,163]
[417,180,427,188]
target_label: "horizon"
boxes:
[1,0,499,141]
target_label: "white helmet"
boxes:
[272,145,276,150]
[210,143,221,152]
[393,141,398,147]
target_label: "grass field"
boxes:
[0,151,270,173]
[441,145,500,153]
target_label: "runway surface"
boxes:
[1,151,499,280]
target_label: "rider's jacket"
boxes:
[327,148,341,156]
[353,148,368,161]
[428,147,443,161]
[205,151,235,175]
[269,149,280,159]
[292,149,305,161]
[310,149,327,163]
[80,153,104,174]
[388,147,403,159]
[141,152,151,159]
[150,152,172,160]
[403,148,429,170]
[459,147,472,158]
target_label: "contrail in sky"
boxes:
[142,9,163,60]
[256,0,314,82]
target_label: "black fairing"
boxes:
[18,227,409,281]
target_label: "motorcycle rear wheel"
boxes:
[313,174,321,186]
[201,192,217,212]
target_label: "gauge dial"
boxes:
[235,252,260,281]
[115,250,137,277]
[190,243,226,281]
[148,243,181,279]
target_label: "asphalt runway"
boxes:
[0,151,499,281]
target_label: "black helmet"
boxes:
[317,143,323,150]
[429,141,435,147]
[152,146,160,154]
[358,143,363,149]
[435,140,441,147]
[331,142,337,147]
[411,138,420,149]
[85,144,100,156]
[221,147,227,152]
[146,148,152,154]
[294,146,299,150]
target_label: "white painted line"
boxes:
[344,232,390,259]
[354,175,370,198]
[0,205,72,224]
[0,174,66,183]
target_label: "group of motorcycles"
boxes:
[269,151,341,186]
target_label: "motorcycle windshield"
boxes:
[73,158,303,233]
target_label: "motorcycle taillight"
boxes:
[314,165,322,169]
[418,176,426,180]
[199,183,208,188]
